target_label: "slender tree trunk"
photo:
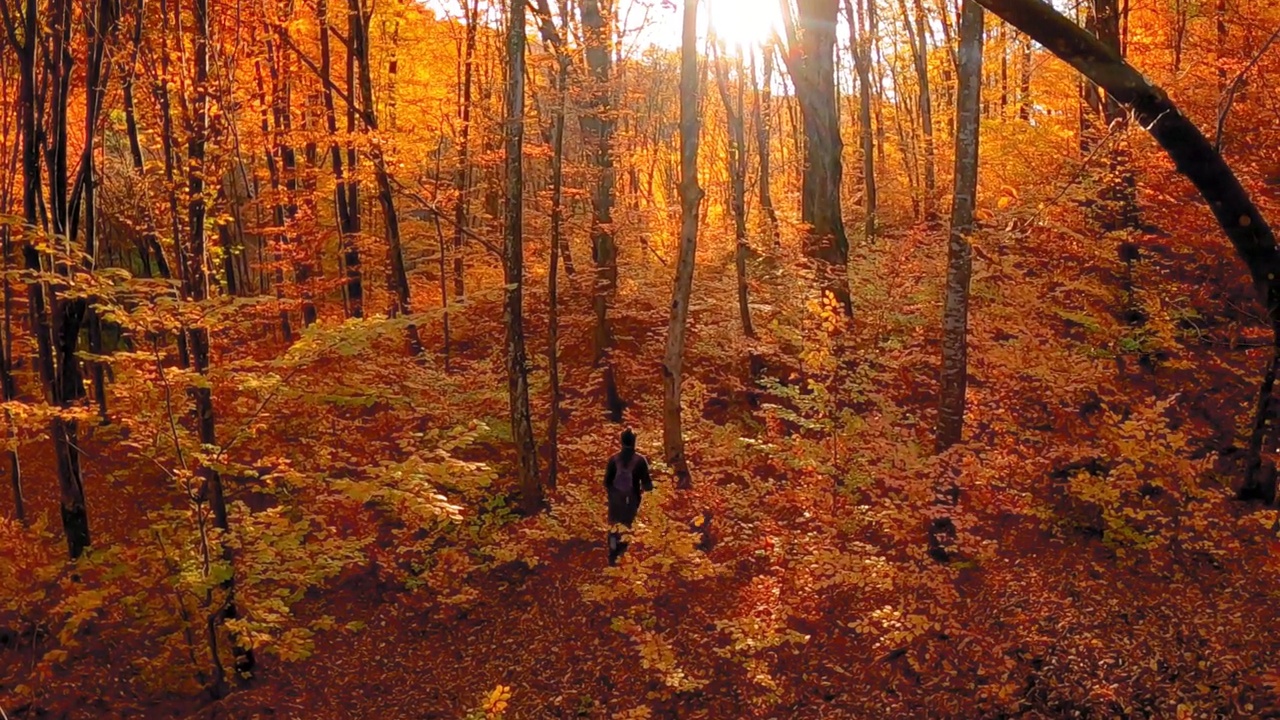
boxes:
[254,55,295,343]
[453,0,478,300]
[187,0,254,688]
[154,0,190,366]
[845,0,877,240]
[901,0,937,221]
[580,0,624,421]
[1018,31,1033,122]
[663,0,702,489]
[1216,0,1227,92]
[43,0,93,559]
[315,0,362,318]
[1,227,20,523]
[938,0,983,452]
[350,0,421,354]
[503,0,540,514]
[713,44,755,341]
[752,44,779,246]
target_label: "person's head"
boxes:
[620,427,637,450]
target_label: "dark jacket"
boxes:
[604,450,652,526]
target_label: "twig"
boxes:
[1216,26,1280,151]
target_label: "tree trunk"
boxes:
[752,43,779,245]
[713,45,755,343]
[532,0,570,490]
[971,0,1280,504]
[453,0,478,300]
[580,0,625,421]
[1090,0,1140,232]
[900,0,937,221]
[845,0,877,240]
[663,0,702,490]
[187,0,255,688]
[504,0,541,515]
[2,227,21,523]
[937,0,983,452]
[350,0,421,355]
[1018,31,1033,121]
[316,0,362,318]
[779,0,852,313]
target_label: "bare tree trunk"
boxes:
[154,0,190,366]
[937,0,982,452]
[1018,31,1032,121]
[1,227,20,523]
[779,0,852,313]
[122,0,173,279]
[1216,0,1227,92]
[713,44,755,342]
[187,0,254,688]
[350,0,421,355]
[503,0,541,515]
[752,43,779,245]
[1085,0,1140,231]
[845,0,877,240]
[316,0,362,318]
[664,0,702,489]
[253,55,295,343]
[580,0,624,421]
[532,0,570,489]
[900,0,937,221]
[453,0,478,300]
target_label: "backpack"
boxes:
[612,454,639,496]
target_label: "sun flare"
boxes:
[707,0,784,48]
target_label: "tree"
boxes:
[750,42,779,244]
[186,0,255,688]
[969,0,1280,501]
[711,41,755,342]
[777,0,851,313]
[504,0,540,514]
[844,0,876,241]
[452,0,479,301]
[579,0,626,421]
[936,0,982,453]
[663,0,703,489]
[897,0,936,221]
[531,0,570,489]
[316,0,363,319]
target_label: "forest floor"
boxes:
[8,221,1280,719]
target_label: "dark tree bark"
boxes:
[1018,31,1033,122]
[778,0,851,313]
[186,0,254,689]
[751,43,780,245]
[970,0,1280,503]
[937,0,983,452]
[504,0,540,514]
[349,0,420,355]
[452,0,479,300]
[844,0,877,240]
[579,0,625,421]
[712,43,755,342]
[663,0,702,489]
[122,0,173,279]
[532,0,570,488]
[316,0,362,318]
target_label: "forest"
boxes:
[1,0,1280,715]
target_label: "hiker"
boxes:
[604,428,653,565]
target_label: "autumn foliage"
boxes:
[2,0,1280,717]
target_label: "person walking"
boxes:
[604,428,653,565]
